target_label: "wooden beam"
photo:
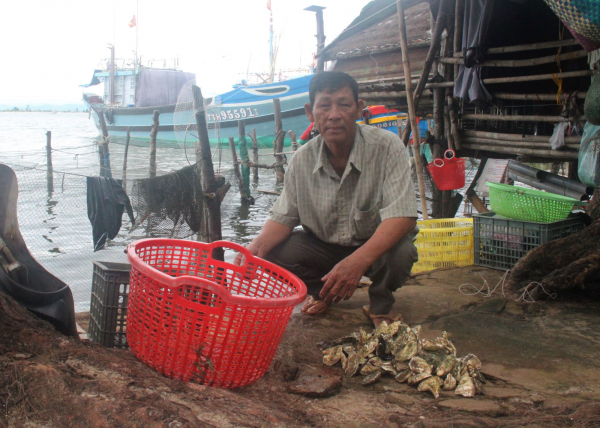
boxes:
[491,92,587,101]
[439,49,588,67]
[463,137,580,150]
[462,113,586,122]
[397,0,428,220]
[463,129,581,143]
[454,38,580,57]
[460,143,579,159]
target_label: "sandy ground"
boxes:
[2,266,600,427]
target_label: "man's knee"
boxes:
[372,229,419,279]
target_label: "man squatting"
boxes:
[236,71,419,327]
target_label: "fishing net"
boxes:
[130,164,206,239]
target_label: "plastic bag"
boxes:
[578,122,600,188]
[549,122,567,150]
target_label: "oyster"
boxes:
[362,370,382,386]
[421,351,446,372]
[421,336,447,352]
[395,369,412,383]
[344,352,360,377]
[395,341,419,362]
[342,344,357,356]
[360,362,380,376]
[411,325,422,338]
[340,352,348,371]
[473,377,485,395]
[443,373,457,391]
[393,361,409,372]
[368,357,384,367]
[408,371,432,385]
[379,362,398,376]
[408,356,432,374]
[455,374,476,398]
[323,345,343,366]
[332,332,360,346]
[358,328,370,347]
[358,339,378,359]
[436,354,456,377]
[417,376,443,398]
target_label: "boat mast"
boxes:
[268,0,274,83]
[109,44,115,105]
[134,0,139,105]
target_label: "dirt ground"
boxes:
[2,266,600,428]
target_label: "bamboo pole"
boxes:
[402,0,448,146]
[454,38,580,57]
[439,49,588,67]
[481,69,593,85]
[460,143,579,159]
[361,89,433,100]
[46,131,53,193]
[463,137,580,150]
[491,92,587,101]
[193,85,231,258]
[247,128,259,182]
[122,127,130,190]
[149,110,159,179]
[273,99,286,184]
[463,129,581,143]
[462,113,585,122]
[397,0,428,219]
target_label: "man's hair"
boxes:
[309,72,359,106]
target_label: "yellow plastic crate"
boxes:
[412,218,474,274]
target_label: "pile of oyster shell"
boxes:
[321,321,485,398]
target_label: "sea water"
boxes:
[0,112,279,311]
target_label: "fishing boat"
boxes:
[81,66,313,147]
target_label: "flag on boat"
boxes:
[267,0,271,10]
[128,15,136,28]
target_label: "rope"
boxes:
[458,270,557,303]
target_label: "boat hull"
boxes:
[89,75,313,148]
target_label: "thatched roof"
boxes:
[321,0,432,61]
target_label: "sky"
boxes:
[0,0,369,105]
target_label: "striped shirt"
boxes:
[270,124,417,246]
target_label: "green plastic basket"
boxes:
[486,182,587,223]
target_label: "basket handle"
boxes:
[205,240,253,265]
[444,149,456,160]
[433,158,445,168]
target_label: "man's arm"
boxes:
[234,220,293,265]
[320,216,416,305]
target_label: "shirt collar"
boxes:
[312,125,364,175]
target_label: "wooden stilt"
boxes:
[397,0,429,219]
[122,127,130,191]
[192,85,231,260]
[46,131,53,193]
[237,120,253,204]
[247,128,259,183]
[149,110,159,178]
[273,99,286,184]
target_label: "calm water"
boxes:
[0,112,281,311]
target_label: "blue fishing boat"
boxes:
[81,67,313,148]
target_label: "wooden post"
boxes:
[94,107,113,178]
[453,0,464,78]
[432,88,445,218]
[149,110,159,178]
[273,99,286,184]
[238,120,253,204]
[122,127,130,190]
[397,0,429,220]
[316,9,326,73]
[46,131,53,193]
[289,130,299,151]
[401,0,448,145]
[229,136,246,197]
[248,128,259,183]
[193,85,230,259]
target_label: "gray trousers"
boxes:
[264,229,418,315]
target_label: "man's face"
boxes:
[305,86,364,147]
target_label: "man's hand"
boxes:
[233,220,293,266]
[233,244,257,266]
[319,254,370,305]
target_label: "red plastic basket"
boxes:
[426,150,466,190]
[125,239,307,388]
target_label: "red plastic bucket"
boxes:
[126,239,307,388]
[426,150,466,190]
